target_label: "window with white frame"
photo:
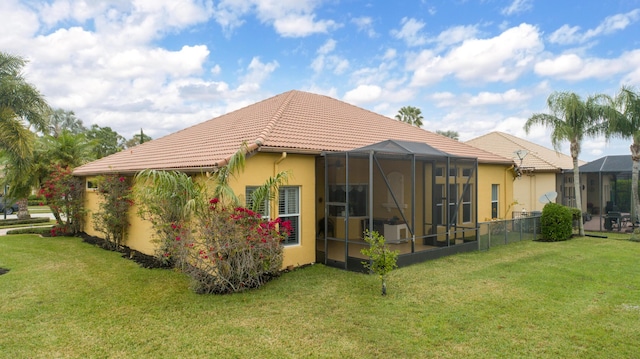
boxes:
[491,184,499,219]
[245,187,270,219]
[279,186,300,245]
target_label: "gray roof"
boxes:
[348,140,464,159]
[578,155,633,173]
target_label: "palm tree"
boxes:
[0,52,50,163]
[524,91,608,236]
[436,130,459,140]
[42,131,94,168]
[47,108,86,137]
[605,86,640,223]
[0,51,50,218]
[395,106,424,127]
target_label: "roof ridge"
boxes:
[255,90,296,146]
[498,131,570,168]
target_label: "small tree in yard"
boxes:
[40,165,85,235]
[92,175,133,250]
[360,230,399,296]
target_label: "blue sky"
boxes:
[3,0,640,162]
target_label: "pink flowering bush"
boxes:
[171,198,288,294]
[40,165,85,235]
[92,175,133,249]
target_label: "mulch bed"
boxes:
[78,232,172,269]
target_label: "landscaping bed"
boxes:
[78,232,172,269]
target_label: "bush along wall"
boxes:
[540,202,573,241]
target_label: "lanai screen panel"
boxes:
[320,140,478,271]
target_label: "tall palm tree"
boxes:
[0,51,50,218]
[395,106,424,127]
[0,52,50,163]
[524,91,608,236]
[605,86,640,222]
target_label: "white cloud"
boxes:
[273,14,338,37]
[0,0,40,50]
[311,39,349,74]
[240,57,279,89]
[534,50,640,81]
[468,89,530,106]
[318,38,336,55]
[382,48,396,60]
[501,0,533,16]
[214,0,339,37]
[351,16,376,37]
[549,9,640,45]
[434,25,479,49]
[391,17,427,47]
[409,23,543,86]
[343,85,382,104]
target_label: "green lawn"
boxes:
[1,235,639,358]
[27,205,52,214]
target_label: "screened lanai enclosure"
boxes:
[568,155,639,231]
[316,140,479,271]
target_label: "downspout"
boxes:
[273,152,287,216]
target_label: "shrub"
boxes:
[569,207,582,222]
[540,203,572,241]
[39,165,85,234]
[92,175,133,250]
[171,199,288,294]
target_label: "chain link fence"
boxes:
[478,212,541,251]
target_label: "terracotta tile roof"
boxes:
[74,90,512,176]
[465,131,583,172]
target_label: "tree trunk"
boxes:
[571,145,585,236]
[630,143,640,226]
[16,198,30,220]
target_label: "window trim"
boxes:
[279,186,300,246]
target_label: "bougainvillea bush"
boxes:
[40,165,85,235]
[171,198,289,294]
[92,175,133,250]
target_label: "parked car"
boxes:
[0,196,19,215]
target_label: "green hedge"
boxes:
[540,203,573,241]
[0,218,51,226]
[6,227,53,235]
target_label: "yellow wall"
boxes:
[82,152,317,269]
[477,163,514,220]
[228,152,316,268]
[83,179,157,255]
[512,172,557,212]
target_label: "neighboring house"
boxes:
[74,90,514,270]
[466,131,582,214]
[569,155,637,230]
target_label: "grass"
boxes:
[27,205,52,214]
[1,235,639,358]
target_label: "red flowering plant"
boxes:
[92,175,134,249]
[177,197,288,294]
[40,165,85,235]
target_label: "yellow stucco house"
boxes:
[467,131,582,214]
[73,90,514,270]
